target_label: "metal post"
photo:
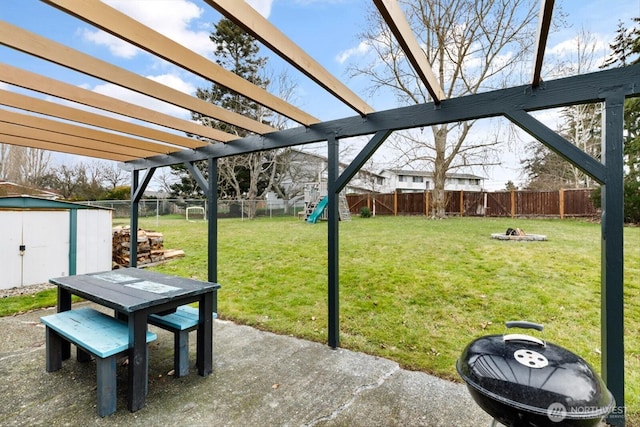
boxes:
[327,135,340,348]
[208,158,218,313]
[130,170,139,268]
[601,92,626,426]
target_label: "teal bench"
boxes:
[148,305,217,377]
[41,308,157,417]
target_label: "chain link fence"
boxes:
[81,198,307,220]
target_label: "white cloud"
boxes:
[246,0,274,18]
[91,74,193,119]
[336,40,371,64]
[82,0,213,59]
[79,27,140,59]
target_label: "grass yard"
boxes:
[3,215,637,422]
[136,215,639,422]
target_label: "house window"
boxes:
[412,176,423,183]
[399,175,406,182]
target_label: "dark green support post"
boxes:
[130,170,139,268]
[327,135,340,348]
[601,92,626,426]
[68,209,77,275]
[208,158,218,313]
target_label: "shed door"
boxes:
[21,211,69,286]
[0,212,23,288]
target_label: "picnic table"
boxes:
[50,268,220,412]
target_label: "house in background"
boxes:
[379,169,485,193]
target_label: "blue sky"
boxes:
[1,0,639,189]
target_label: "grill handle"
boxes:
[505,321,543,331]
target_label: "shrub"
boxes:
[360,206,372,218]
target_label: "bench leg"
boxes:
[174,331,190,377]
[45,326,63,372]
[96,355,117,417]
[77,348,92,363]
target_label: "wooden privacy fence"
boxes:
[346,189,599,218]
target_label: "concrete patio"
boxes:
[0,301,499,426]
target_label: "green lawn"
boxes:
[5,215,638,423]
[141,215,639,422]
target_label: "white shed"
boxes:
[0,196,112,289]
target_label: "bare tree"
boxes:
[0,145,51,185]
[0,144,10,180]
[350,0,539,217]
[101,162,129,190]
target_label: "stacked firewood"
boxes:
[112,226,184,268]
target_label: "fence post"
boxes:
[460,190,464,216]
[510,190,516,218]
[559,189,565,219]
[424,191,429,216]
[394,190,398,216]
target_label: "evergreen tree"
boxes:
[597,17,640,223]
[170,19,275,216]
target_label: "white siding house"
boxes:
[379,170,485,193]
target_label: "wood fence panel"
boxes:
[517,191,559,216]
[346,188,597,217]
[374,194,395,215]
[563,189,598,216]
[463,191,485,216]
[445,191,461,215]
[486,192,512,217]
[347,194,369,214]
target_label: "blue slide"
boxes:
[307,196,328,224]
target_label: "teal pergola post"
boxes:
[601,91,626,426]
[129,168,156,268]
[207,158,218,313]
[327,135,340,348]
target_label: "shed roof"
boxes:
[0,196,111,210]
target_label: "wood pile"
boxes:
[112,226,184,268]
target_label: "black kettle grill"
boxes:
[457,321,614,427]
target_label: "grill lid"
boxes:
[456,322,614,420]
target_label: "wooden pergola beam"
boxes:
[205,0,375,116]
[0,132,135,161]
[373,0,445,104]
[532,0,555,87]
[0,64,235,143]
[0,89,209,150]
[0,20,276,135]
[0,108,173,157]
[42,0,319,127]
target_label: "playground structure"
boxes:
[303,182,351,224]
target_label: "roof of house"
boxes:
[380,170,485,180]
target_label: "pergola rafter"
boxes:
[205,0,375,116]
[42,0,320,127]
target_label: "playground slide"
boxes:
[307,196,328,224]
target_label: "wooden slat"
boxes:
[373,0,445,104]
[0,20,276,135]
[205,0,375,116]
[0,109,172,156]
[0,89,209,150]
[0,121,160,159]
[532,0,555,87]
[42,0,319,127]
[0,132,137,162]
[0,64,235,143]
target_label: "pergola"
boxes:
[1,1,637,424]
